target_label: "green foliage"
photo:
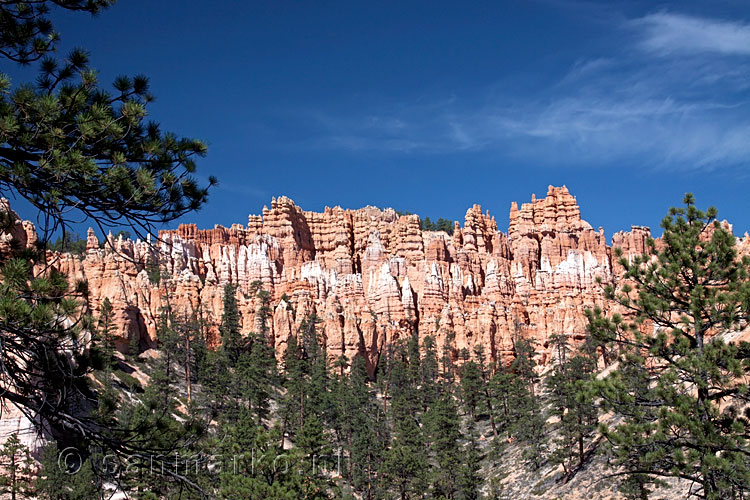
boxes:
[280,313,328,444]
[145,256,162,285]
[250,279,272,340]
[236,317,277,426]
[35,442,98,500]
[217,421,333,500]
[395,210,455,235]
[199,347,233,417]
[0,252,97,444]
[0,2,215,239]
[489,339,547,469]
[420,335,440,410]
[349,356,385,498]
[113,229,131,240]
[425,393,463,498]
[46,232,87,254]
[281,332,305,436]
[114,336,206,497]
[92,296,117,368]
[297,412,330,463]
[589,194,750,499]
[220,283,243,362]
[421,216,455,234]
[381,393,428,499]
[128,328,141,357]
[0,3,214,494]
[0,1,114,65]
[461,359,484,420]
[93,299,119,424]
[458,423,485,500]
[546,335,598,480]
[441,330,457,385]
[0,433,34,500]
[112,365,141,392]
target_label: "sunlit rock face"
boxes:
[4,187,663,372]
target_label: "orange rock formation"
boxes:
[4,186,666,372]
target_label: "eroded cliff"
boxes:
[34,185,664,373]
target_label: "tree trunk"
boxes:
[484,387,498,438]
[300,390,305,433]
[10,454,16,500]
[578,434,584,469]
[185,332,192,404]
[280,416,287,449]
[383,381,389,415]
[577,413,585,468]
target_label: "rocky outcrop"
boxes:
[5,187,666,372]
[0,198,36,256]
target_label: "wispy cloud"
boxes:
[630,12,750,56]
[297,10,750,171]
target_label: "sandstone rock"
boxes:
[0,198,36,254]
[5,187,698,372]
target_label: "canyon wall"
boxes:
[37,185,660,372]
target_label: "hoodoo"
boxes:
[31,186,656,371]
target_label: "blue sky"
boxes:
[11,0,750,238]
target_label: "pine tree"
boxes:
[250,280,272,340]
[474,344,499,438]
[420,335,440,410]
[381,392,428,500]
[93,297,118,425]
[96,297,117,368]
[115,312,206,496]
[215,408,263,497]
[162,310,199,406]
[328,366,353,461]
[300,313,323,362]
[279,313,327,444]
[234,282,278,425]
[376,342,396,416]
[407,329,421,388]
[441,330,457,385]
[489,367,530,460]
[308,336,330,423]
[297,412,331,470]
[36,442,99,500]
[220,283,243,363]
[0,2,213,235]
[511,338,538,393]
[0,433,34,500]
[425,393,463,498]
[281,332,305,439]
[0,1,214,493]
[217,421,333,500]
[349,356,384,499]
[461,359,483,421]
[490,338,547,469]
[588,194,750,499]
[546,335,598,481]
[128,329,141,358]
[191,307,210,378]
[95,363,118,426]
[458,422,485,500]
[388,341,419,416]
[201,347,233,418]
[236,346,270,425]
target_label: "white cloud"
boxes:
[630,12,750,56]
[300,11,750,171]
